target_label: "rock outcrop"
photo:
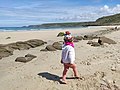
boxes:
[15,54,37,63]
[0,39,46,59]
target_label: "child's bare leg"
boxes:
[70,64,79,77]
[62,64,69,81]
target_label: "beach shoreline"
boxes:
[0,26,108,44]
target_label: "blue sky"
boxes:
[0,0,120,27]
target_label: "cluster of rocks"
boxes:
[57,32,98,42]
[0,28,118,60]
[0,39,46,60]
[87,36,116,46]
[74,34,98,41]
[57,28,118,47]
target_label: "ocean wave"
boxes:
[0,26,85,32]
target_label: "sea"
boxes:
[0,26,87,32]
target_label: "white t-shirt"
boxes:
[61,45,75,64]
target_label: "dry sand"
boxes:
[0,26,120,90]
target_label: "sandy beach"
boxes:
[0,26,120,90]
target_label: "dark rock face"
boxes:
[0,39,45,60]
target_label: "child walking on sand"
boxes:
[60,32,79,84]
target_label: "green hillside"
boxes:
[95,13,120,25]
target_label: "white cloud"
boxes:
[57,4,120,22]
[101,5,110,12]
[1,2,120,26]
[100,4,120,14]
[112,4,120,13]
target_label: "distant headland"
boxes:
[23,13,120,29]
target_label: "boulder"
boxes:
[25,54,37,62]
[16,41,31,50]
[6,43,20,50]
[46,45,56,51]
[25,54,37,58]
[100,36,116,44]
[15,57,28,63]
[15,54,37,63]
[52,42,62,50]
[25,39,46,48]
[0,47,13,59]
[0,39,46,59]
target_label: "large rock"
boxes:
[16,41,32,50]
[15,54,37,63]
[52,42,62,50]
[6,43,20,50]
[25,39,46,48]
[46,45,56,51]
[0,47,13,59]
[100,36,116,44]
[25,54,37,58]
[7,42,31,50]
[15,57,29,63]
[3,39,46,51]
[25,54,37,62]
[0,39,46,59]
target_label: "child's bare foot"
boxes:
[60,79,67,84]
[75,76,80,79]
